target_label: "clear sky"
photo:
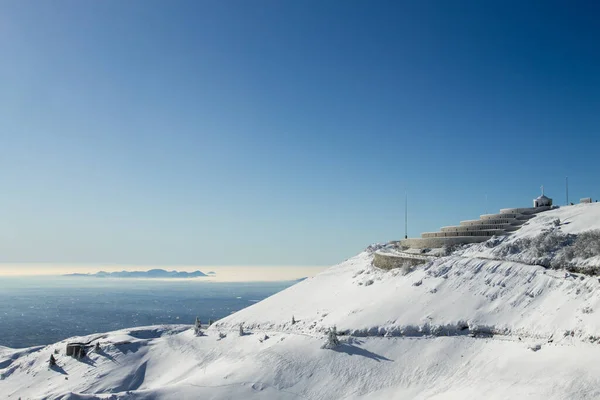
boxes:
[1,0,599,269]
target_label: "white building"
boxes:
[533,186,552,208]
[533,194,552,208]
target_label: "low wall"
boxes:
[373,252,427,270]
[421,229,505,238]
[460,218,521,226]
[500,206,552,214]
[441,224,513,232]
[480,213,520,220]
[400,236,490,249]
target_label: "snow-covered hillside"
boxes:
[3,203,600,400]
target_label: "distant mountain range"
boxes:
[65,269,215,278]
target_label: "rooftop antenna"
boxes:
[404,192,408,239]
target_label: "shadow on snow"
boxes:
[332,343,393,362]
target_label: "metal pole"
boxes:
[404,192,408,239]
[566,176,569,205]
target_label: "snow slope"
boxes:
[3,203,600,400]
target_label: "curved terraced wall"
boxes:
[422,229,505,238]
[399,204,554,249]
[460,218,522,226]
[480,213,520,220]
[500,206,552,215]
[401,236,490,249]
[440,224,519,233]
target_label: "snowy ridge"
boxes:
[3,203,600,399]
[213,251,600,342]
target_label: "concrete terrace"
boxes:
[399,205,553,249]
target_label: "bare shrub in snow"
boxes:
[321,326,340,349]
[217,332,226,340]
[364,279,374,286]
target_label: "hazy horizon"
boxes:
[0,264,327,281]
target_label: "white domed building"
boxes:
[533,187,552,208]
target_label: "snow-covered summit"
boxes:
[3,203,600,399]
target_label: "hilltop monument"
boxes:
[399,190,554,249]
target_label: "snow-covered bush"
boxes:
[529,228,574,259]
[552,218,561,227]
[194,317,204,336]
[442,243,462,256]
[399,261,415,276]
[581,306,594,314]
[259,333,269,342]
[366,243,385,253]
[485,228,600,274]
[321,326,340,349]
[485,235,506,248]
[528,343,542,352]
[572,230,600,259]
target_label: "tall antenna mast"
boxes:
[404,192,408,239]
[566,176,569,205]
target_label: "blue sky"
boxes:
[1,1,598,267]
